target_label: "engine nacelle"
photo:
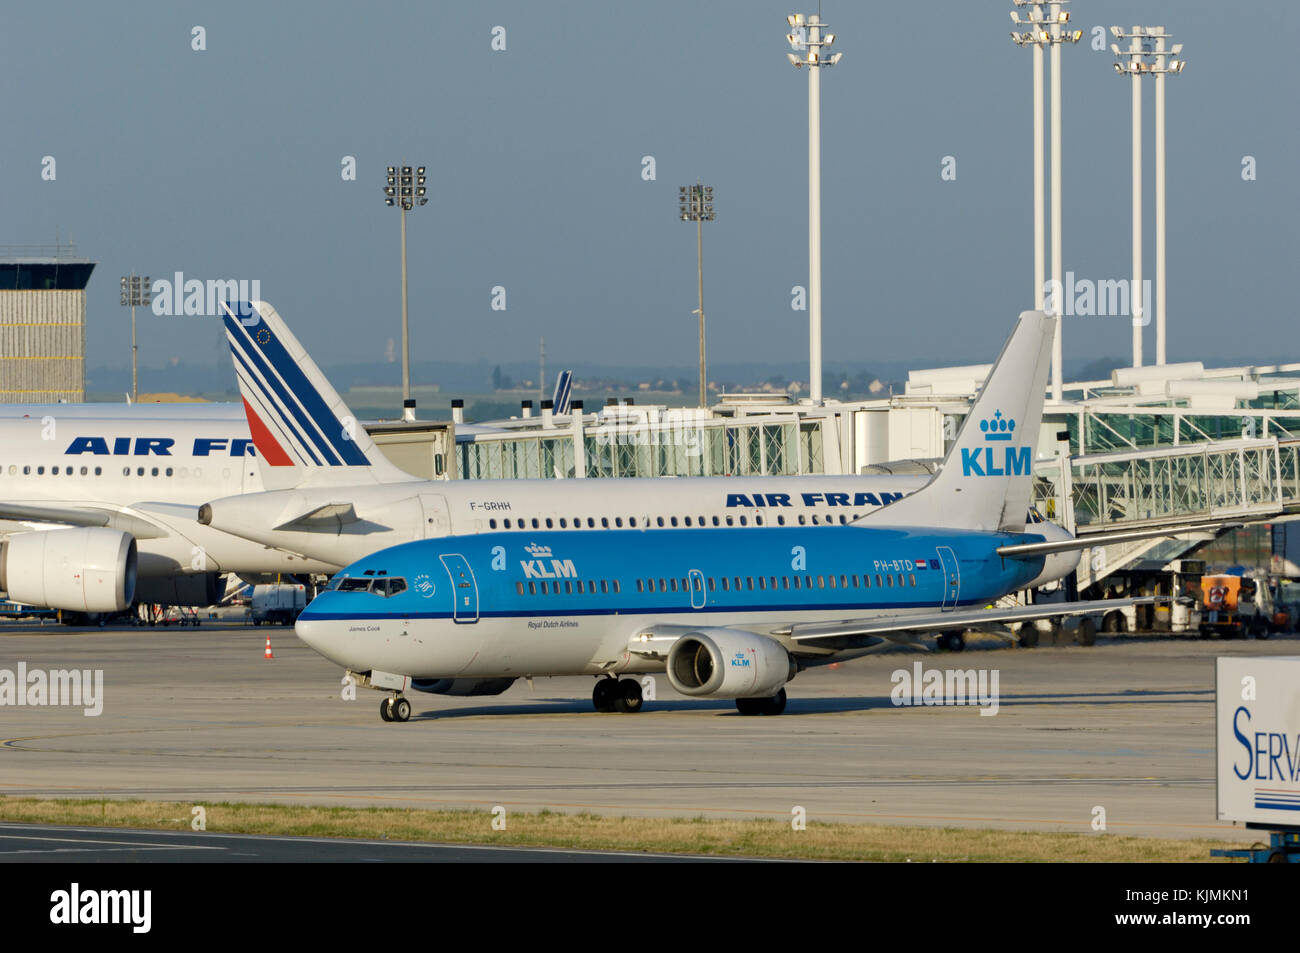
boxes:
[666,629,796,699]
[411,677,518,697]
[0,528,136,612]
[135,573,224,607]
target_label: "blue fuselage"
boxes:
[296,525,1046,679]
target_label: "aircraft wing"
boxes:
[0,502,170,539]
[781,596,1156,643]
[626,597,1155,662]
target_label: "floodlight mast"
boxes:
[383,163,428,418]
[785,13,841,404]
[119,274,152,402]
[1010,2,1077,401]
[679,183,716,409]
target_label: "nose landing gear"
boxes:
[380,694,411,723]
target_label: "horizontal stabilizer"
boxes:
[998,521,1245,558]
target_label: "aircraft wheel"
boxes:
[941,631,966,652]
[737,689,787,716]
[614,678,643,713]
[391,697,411,722]
[1016,623,1039,648]
[592,678,617,713]
[379,698,394,722]
[1075,617,1097,647]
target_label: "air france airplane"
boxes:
[296,311,1155,723]
[197,300,1078,591]
[0,404,341,615]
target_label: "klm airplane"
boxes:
[297,311,1167,723]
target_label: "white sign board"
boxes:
[1216,656,1300,826]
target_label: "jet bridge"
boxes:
[1034,437,1298,591]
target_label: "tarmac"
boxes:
[0,622,1290,843]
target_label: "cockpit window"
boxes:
[379,578,407,597]
[338,577,375,592]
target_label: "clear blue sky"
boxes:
[2,1,1294,379]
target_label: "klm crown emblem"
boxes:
[525,542,552,558]
[979,410,1015,442]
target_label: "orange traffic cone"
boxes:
[263,637,274,659]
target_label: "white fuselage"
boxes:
[0,411,331,575]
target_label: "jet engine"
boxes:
[0,528,137,612]
[666,629,796,699]
[411,677,517,697]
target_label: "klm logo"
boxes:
[520,542,578,580]
[961,410,1030,477]
[729,652,751,669]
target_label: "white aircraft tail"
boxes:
[221,300,419,490]
[863,310,1056,533]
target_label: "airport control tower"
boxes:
[0,243,96,403]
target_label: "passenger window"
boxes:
[739,516,747,526]
[52,466,59,475]
[516,582,524,595]
[818,576,826,588]
[503,519,511,529]
[886,575,894,588]
[637,580,644,593]
[777,515,786,526]
[759,576,767,590]
[909,573,916,587]
[615,517,623,528]
[721,578,730,591]
[588,518,596,527]
[875,575,883,588]
[804,575,813,589]
[670,578,678,593]
[782,577,790,589]
[711,516,720,526]
[670,516,678,527]
[612,580,620,593]
[490,519,497,529]
[94,466,101,475]
[601,518,609,528]
[546,518,553,528]
[746,577,754,590]
[840,575,848,588]
[564,581,573,594]
[531,518,539,529]
[684,517,692,526]
[657,517,665,527]
[897,574,905,588]
[692,577,702,592]
[828,575,837,588]
[793,576,801,589]
[658,578,666,592]
[600,581,609,594]
[707,577,716,591]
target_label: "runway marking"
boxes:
[0,833,221,852]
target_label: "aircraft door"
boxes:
[688,569,705,609]
[937,545,960,611]
[440,554,479,623]
[421,494,452,537]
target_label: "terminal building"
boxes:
[0,244,95,403]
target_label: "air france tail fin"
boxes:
[221,300,419,490]
[552,370,574,416]
[864,310,1056,533]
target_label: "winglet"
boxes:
[863,311,1056,533]
[221,300,419,489]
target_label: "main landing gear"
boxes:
[592,676,644,713]
[736,688,787,716]
[379,694,411,723]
